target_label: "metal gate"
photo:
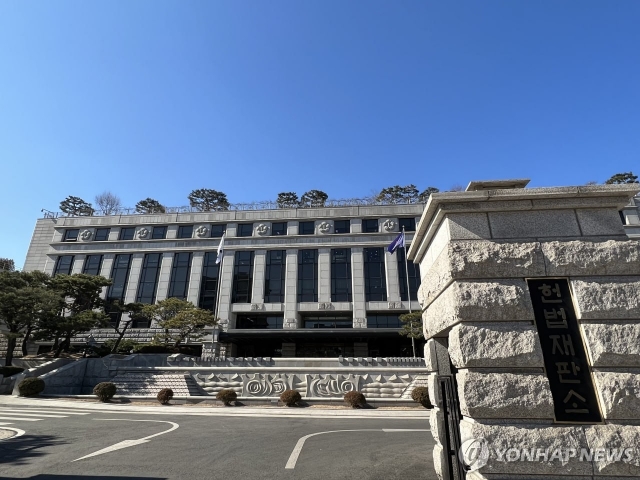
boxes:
[438,374,466,480]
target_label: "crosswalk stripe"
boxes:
[0,416,43,422]
[0,412,67,418]
[0,422,14,425]
[1,409,90,416]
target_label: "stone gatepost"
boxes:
[408,180,640,480]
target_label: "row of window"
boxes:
[53,247,420,310]
[61,218,417,242]
[235,314,404,329]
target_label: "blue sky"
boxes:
[1,1,639,267]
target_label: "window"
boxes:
[399,217,416,232]
[106,254,132,328]
[272,222,287,236]
[177,225,193,239]
[619,211,627,225]
[82,255,103,276]
[152,226,167,239]
[397,248,420,301]
[168,253,192,299]
[236,314,283,329]
[299,221,315,235]
[367,314,402,328]
[237,223,253,237]
[210,224,226,238]
[334,220,350,234]
[264,250,286,303]
[199,252,220,312]
[119,227,135,240]
[298,249,318,302]
[232,251,254,303]
[364,247,387,301]
[94,228,110,241]
[303,316,352,328]
[53,255,74,276]
[107,254,132,302]
[362,219,379,233]
[136,253,162,304]
[331,248,352,302]
[63,229,79,242]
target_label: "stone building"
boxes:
[22,201,424,358]
[621,193,640,238]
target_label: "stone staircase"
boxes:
[400,374,430,399]
[110,372,205,396]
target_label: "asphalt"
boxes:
[0,398,436,480]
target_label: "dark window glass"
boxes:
[210,224,226,238]
[177,225,193,239]
[107,254,132,303]
[53,255,74,276]
[399,217,416,232]
[397,248,420,301]
[82,255,103,276]
[63,229,79,242]
[367,314,402,328]
[272,222,287,236]
[236,314,283,329]
[232,251,254,303]
[334,220,350,234]
[299,221,315,235]
[152,226,167,239]
[264,250,286,303]
[298,249,318,302]
[94,228,110,241]
[303,316,352,328]
[331,248,352,302]
[168,253,192,299]
[362,219,379,233]
[364,247,387,301]
[136,253,162,304]
[237,223,253,237]
[119,227,135,240]
[199,252,220,312]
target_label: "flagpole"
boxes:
[402,226,416,358]
[213,232,225,323]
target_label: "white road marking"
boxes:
[0,422,13,425]
[285,428,429,469]
[0,427,26,440]
[72,419,179,462]
[0,416,43,422]
[0,412,67,418]
[0,409,90,416]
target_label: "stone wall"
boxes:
[409,182,640,479]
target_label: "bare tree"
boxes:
[95,191,122,215]
[448,184,464,192]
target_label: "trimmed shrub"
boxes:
[280,389,302,407]
[216,389,237,406]
[0,366,25,377]
[411,386,431,408]
[157,388,174,405]
[18,377,45,397]
[93,382,117,402]
[344,391,366,409]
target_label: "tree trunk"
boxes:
[111,322,130,354]
[21,327,33,356]
[54,337,70,358]
[4,336,16,366]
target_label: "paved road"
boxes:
[0,403,436,480]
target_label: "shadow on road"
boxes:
[22,476,167,479]
[0,434,68,466]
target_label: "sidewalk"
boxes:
[0,395,430,420]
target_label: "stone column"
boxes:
[124,253,144,303]
[284,249,299,329]
[318,248,331,303]
[384,250,401,303]
[186,251,204,305]
[409,181,640,480]
[98,254,115,299]
[216,250,235,329]
[71,255,86,274]
[155,253,174,302]
[351,247,366,328]
[251,250,267,304]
